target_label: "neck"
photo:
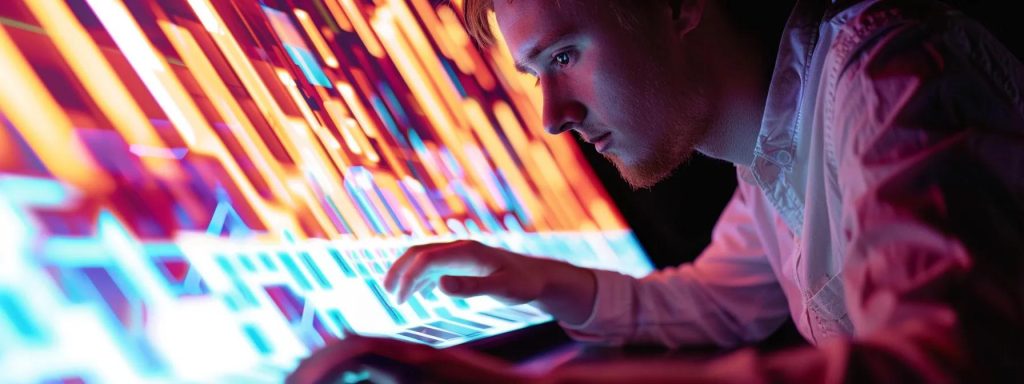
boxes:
[695,87,764,167]
[691,2,767,167]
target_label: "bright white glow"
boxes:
[149,298,260,381]
[85,0,197,145]
[187,0,222,35]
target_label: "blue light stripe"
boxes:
[299,252,331,289]
[327,249,356,278]
[405,296,430,320]
[0,293,46,342]
[242,325,272,355]
[278,252,313,291]
[216,256,258,307]
[327,309,353,334]
[365,279,405,326]
[343,178,388,234]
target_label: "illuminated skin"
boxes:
[503,0,711,188]
[383,0,767,324]
[499,0,767,188]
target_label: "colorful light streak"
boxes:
[0,1,652,382]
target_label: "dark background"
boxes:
[575,0,1021,349]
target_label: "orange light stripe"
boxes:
[135,8,310,237]
[160,21,293,204]
[0,24,111,193]
[424,141,468,216]
[337,0,385,58]
[528,142,581,229]
[294,9,339,69]
[322,0,353,32]
[387,1,469,130]
[337,82,380,139]
[24,1,181,180]
[186,0,314,161]
[463,99,540,213]
[401,177,450,235]
[588,199,625,231]
[276,69,353,172]
[322,98,364,155]
[490,101,554,230]
[372,10,493,196]
[376,173,427,235]
[287,174,339,238]
[348,118,380,163]
[434,4,477,77]
[184,1,367,240]
[0,113,13,170]
[408,0,456,60]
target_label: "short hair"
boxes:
[462,0,672,46]
[461,0,794,58]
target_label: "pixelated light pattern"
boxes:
[0,0,653,382]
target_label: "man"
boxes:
[290,0,1024,382]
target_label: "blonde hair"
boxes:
[463,0,498,46]
[461,0,678,47]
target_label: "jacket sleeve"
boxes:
[560,179,791,349]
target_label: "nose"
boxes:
[541,80,586,135]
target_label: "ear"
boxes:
[671,0,707,37]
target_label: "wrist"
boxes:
[532,258,597,325]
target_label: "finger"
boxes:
[439,274,507,298]
[384,243,432,293]
[401,277,438,305]
[399,277,432,305]
[395,242,493,303]
[384,241,461,293]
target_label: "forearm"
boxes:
[529,257,597,325]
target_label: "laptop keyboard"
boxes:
[181,234,591,355]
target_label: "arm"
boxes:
[384,180,791,349]
[562,182,791,349]
[559,6,1024,382]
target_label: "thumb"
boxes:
[439,275,508,298]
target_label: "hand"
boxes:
[384,240,542,304]
[382,240,598,324]
[286,335,526,384]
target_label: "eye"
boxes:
[551,49,576,68]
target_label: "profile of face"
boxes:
[494,0,715,188]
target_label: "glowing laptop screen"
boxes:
[0,1,652,382]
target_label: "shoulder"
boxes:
[825,0,1016,93]
[826,0,961,89]
[821,0,1022,153]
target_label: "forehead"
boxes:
[493,0,607,60]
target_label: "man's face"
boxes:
[495,0,713,188]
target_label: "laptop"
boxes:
[0,1,654,382]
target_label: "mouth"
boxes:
[589,132,612,153]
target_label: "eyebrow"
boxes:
[513,29,579,75]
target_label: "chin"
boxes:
[605,151,688,191]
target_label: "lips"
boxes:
[587,132,612,153]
